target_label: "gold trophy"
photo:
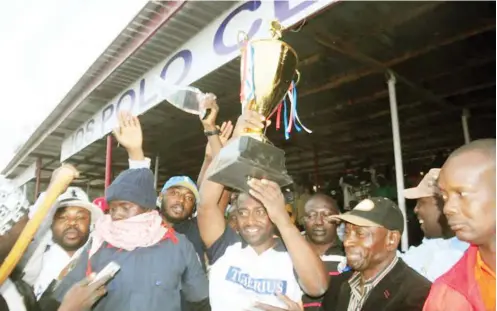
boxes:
[206,20,299,193]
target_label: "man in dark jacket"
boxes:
[321,197,431,311]
[53,168,209,311]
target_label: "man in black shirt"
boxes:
[300,193,345,311]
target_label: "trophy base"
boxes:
[206,136,293,193]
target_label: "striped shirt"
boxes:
[347,256,399,311]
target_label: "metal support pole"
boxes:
[462,108,471,144]
[104,135,113,190]
[154,155,160,190]
[313,145,319,188]
[387,71,408,252]
[34,157,42,201]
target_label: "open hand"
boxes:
[58,273,112,311]
[254,294,303,311]
[247,178,289,227]
[205,121,234,158]
[112,111,143,152]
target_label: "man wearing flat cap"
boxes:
[321,197,431,311]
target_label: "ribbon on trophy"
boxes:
[268,81,312,140]
[239,27,311,140]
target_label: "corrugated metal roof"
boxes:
[6,1,496,191]
[3,0,235,178]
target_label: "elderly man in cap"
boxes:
[22,186,103,300]
[400,168,468,281]
[53,167,209,311]
[321,197,431,311]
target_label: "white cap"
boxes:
[56,187,103,225]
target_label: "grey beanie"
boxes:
[106,168,156,210]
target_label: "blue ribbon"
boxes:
[283,98,289,140]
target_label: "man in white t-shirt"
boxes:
[197,110,328,311]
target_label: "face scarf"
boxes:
[89,210,168,258]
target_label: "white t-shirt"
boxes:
[207,227,302,311]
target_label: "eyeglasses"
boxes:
[302,212,340,223]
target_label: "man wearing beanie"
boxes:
[112,110,232,272]
[53,168,210,311]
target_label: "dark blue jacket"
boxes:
[54,232,208,311]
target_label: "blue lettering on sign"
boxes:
[225,266,287,295]
[116,89,136,112]
[274,0,316,22]
[139,78,157,109]
[101,104,115,133]
[213,1,262,55]
[160,49,193,85]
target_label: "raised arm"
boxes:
[248,178,328,297]
[196,95,231,248]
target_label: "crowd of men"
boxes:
[0,97,495,311]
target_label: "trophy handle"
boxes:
[237,31,249,49]
[294,69,301,86]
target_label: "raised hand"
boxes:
[49,164,79,191]
[233,110,271,138]
[199,93,219,131]
[247,178,290,227]
[205,120,234,158]
[112,110,144,160]
[112,110,143,151]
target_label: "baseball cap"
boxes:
[403,168,440,199]
[331,197,404,234]
[161,176,200,204]
[57,187,103,225]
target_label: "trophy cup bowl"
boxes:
[206,25,299,193]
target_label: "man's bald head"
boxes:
[448,138,495,164]
[439,139,495,246]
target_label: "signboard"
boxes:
[12,162,37,188]
[60,0,336,161]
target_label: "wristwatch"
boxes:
[204,129,221,136]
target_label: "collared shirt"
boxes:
[347,256,399,311]
[32,242,81,299]
[475,250,496,311]
[400,236,469,282]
